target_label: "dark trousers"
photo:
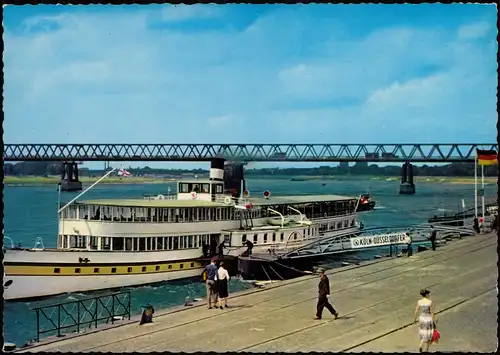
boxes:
[316,296,336,318]
[430,239,436,251]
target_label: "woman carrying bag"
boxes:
[413,289,438,352]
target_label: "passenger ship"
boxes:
[3,159,360,301]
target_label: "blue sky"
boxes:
[3,4,498,169]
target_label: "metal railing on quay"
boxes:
[32,291,131,343]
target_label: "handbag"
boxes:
[432,322,440,344]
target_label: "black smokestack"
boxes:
[210,158,225,181]
[224,162,246,197]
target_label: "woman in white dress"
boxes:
[413,289,436,352]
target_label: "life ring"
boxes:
[224,196,232,204]
[157,194,165,200]
[191,191,198,199]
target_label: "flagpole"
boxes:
[58,164,123,214]
[481,164,485,219]
[474,151,478,218]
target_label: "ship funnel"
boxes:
[209,158,225,182]
[224,162,246,198]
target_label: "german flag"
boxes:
[477,149,498,166]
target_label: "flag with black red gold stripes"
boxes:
[477,149,498,166]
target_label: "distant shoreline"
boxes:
[3,175,497,186]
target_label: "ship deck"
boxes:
[18,231,497,353]
[76,194,356,208]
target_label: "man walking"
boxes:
[203,258,219,309]
[429,227,437,251]
[314,268,338,320]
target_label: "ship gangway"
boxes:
[237,224,477,281]
[276,224,476,259]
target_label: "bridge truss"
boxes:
[3,143,497,162]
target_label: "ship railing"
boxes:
[279,224,476,259]
[3,236,15,250]
[32,291,131,343]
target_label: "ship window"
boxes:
[168,265,172,269]
[75,268,81,274]
[157,237,163,250]
[128,267,133,273]
[146,237,151,251]
[155,265,160,271]
[253,234,258,243]
[179,183,190,193]
[173,237,179,250]
[112,237,124,251]
[242,234,247,243]
[180,264,184,269]
[54,268,60,274]
[142,266,147,272]
[111,268,117,273]
[263,234,268,243]
[272,233,276,242]
[280,233,284,242]
[191,262,194,267]
[303,230,306,238]
[215,184,223,194]
[337,222,342,229]
[125,238,133,251]
[201,183,210,193]
[139,238,146,251]
[94,268,100,273]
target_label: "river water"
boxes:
[2,177,495,346]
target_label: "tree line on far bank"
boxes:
[3,161,498,177]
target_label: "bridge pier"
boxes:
[399,162,415,195]
[59,162,83,191]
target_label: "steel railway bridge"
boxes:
[4,143,496,193]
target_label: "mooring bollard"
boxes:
[139,304,154,325]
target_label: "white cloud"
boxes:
[457,21,491,40]
[207,114,234,128]
[161,4,222,22]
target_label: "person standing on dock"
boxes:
[245,239,254,257]
[217,261,230,309]
[314,268,338,320]
[429,227,437,251]
[413,289,436,353]
[405,233,413,257]
[203,258,219,309]
[218,241,225,258]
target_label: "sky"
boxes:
[3,4,498,170]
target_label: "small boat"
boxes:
[356,193,376,212]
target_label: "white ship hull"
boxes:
[3,269,202,301]
[3,248,205,301]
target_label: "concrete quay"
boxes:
[18,232,498,353]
